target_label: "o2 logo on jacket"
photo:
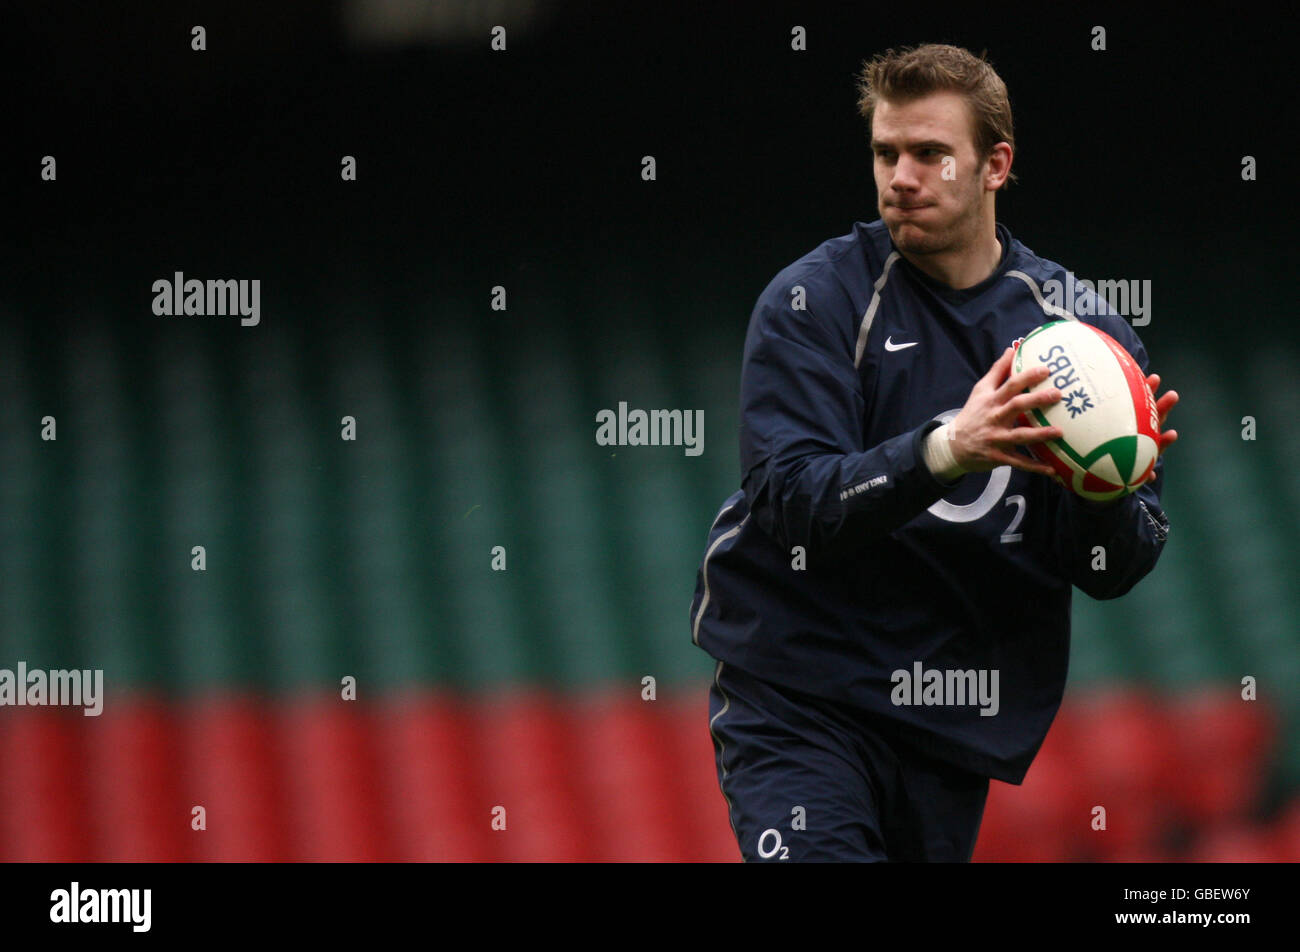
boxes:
[926,409,1026,544]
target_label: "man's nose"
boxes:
[890,154,922,191]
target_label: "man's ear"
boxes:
[985,142,1013,190]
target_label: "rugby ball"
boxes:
[1012,320,1159,502]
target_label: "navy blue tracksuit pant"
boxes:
[708,660,990,862]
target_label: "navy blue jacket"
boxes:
[689,219,1170,784]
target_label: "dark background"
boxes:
[1,1,1297,862]
[5,3,1292,337]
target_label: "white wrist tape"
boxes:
[923,423,966,483]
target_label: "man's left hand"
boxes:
[1143,373,1179,484]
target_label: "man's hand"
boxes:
[948,346,1064,477]
[1142,373,1179,484]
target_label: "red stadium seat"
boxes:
[662,693,744,862]
[973,714,1080,862]
[1165,688,1275,827]
[1269,796,1300,863]
[278,695,391,862]
[1066,688,1177,861]
[373,691,492,862]
[474,689,593,862]
[0,708,89,861]
[567,688,689,861]
[1187,822,1284,862]
[186,693,288,862]
[86,695,187,862]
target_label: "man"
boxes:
[688,43,1179,862]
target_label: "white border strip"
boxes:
[691,506,747,646]
[854,251,901,368]
[707,660,741,843]
[1006,270,1077,321]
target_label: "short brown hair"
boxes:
[856,44,1017,189]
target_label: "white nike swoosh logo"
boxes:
[884,336,918,352]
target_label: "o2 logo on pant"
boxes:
[757,828,790,860]
[926,409,1026,544]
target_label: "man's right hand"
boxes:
[947,346,1064,477]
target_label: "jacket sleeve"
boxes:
[738,280,959,562]
[1054,313,1172,599]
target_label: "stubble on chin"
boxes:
[888,220,949,256]
[886,198,982,256]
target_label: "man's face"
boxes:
[872,91,989,256]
